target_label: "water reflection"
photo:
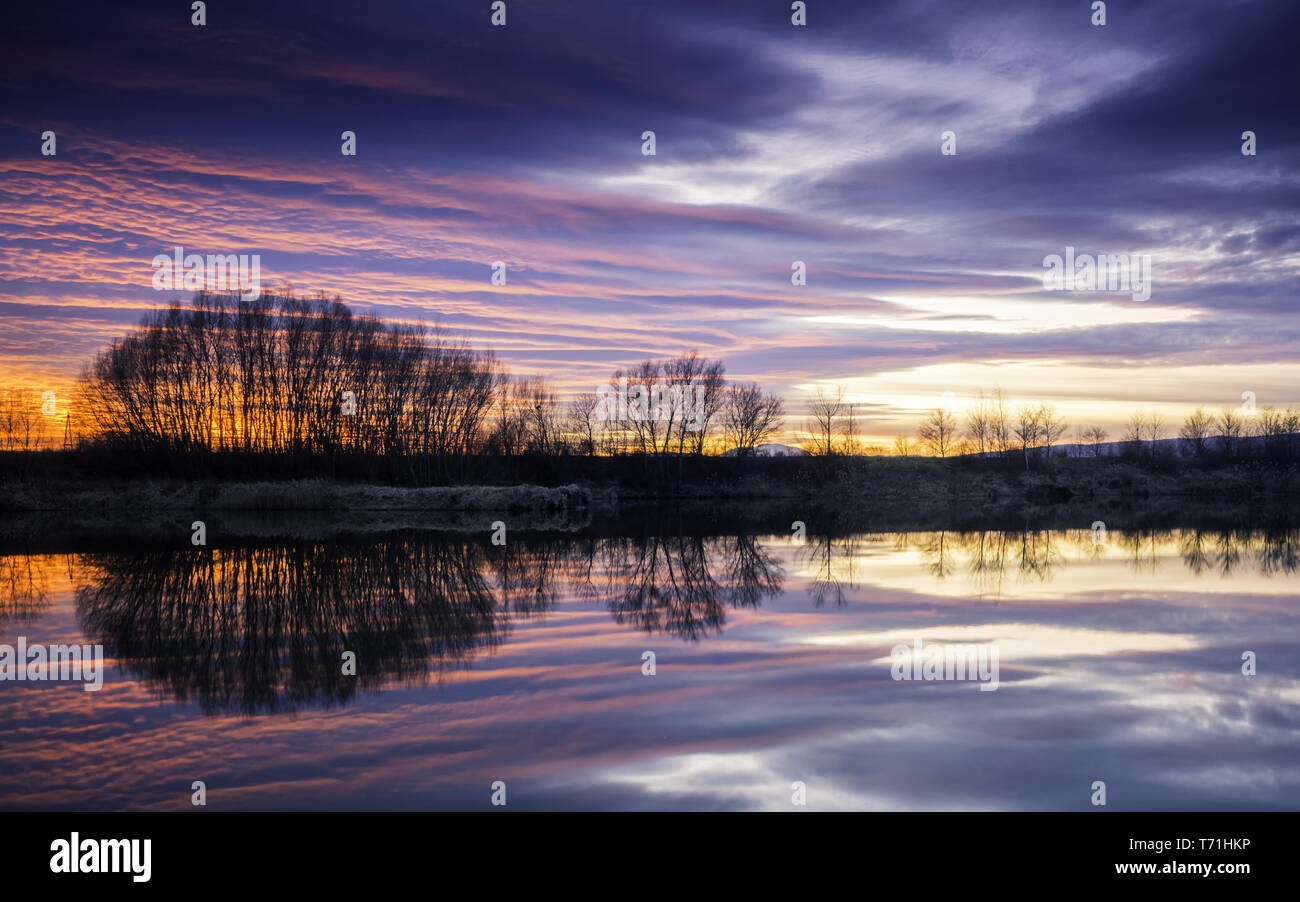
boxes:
[0,526,1296,717]
[585,534,784,638]
[1,523,1299,811]
[60,531,786,713]
[804,526,1300,600]
[75,538,518,714]
[0,554,56,624]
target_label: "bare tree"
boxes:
[663,353,726,456]
[966,391,992,457]
[0,388,40,451]
[1143,412,1167,459]
[989,387,1012,458]
[805,386,845,456]
[722,383,785,456]
[1257,406,1300,464]
[524,379,561,455]
[842,402,862,455]
[1217,407,1244,460]
[662,352,700,457]
[1081,426,1109,457]
[691,361,728,455]
[1122,413,1146,459]
[1179,407,1213,458]
[1038,404,1068,457]
[918,407,959,458]
[566,392,601,456]
[1013,404,1043,469]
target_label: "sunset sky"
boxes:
[1,0,1297,444]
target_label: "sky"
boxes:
[1,0,1297,444]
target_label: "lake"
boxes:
[1,522,1297,810]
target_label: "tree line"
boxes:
[2,291,1296,474]
[41,292,787,476]
[904,389,1300,467]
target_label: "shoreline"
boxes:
[0,479,591,514]
[0,470,1295,555]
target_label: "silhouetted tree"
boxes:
[722,382,784,456]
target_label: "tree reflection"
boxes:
[902,527,1299,596]
[0,553,54,625]
[963,531,1012,598]
[76,535,516,715]
[9,523,1288,716]
[67,529,788,713]
[799,535,865,607]
[590,533,784,639]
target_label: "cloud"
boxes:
[0,0,1296,438]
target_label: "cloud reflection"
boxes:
[0,525,1297,809]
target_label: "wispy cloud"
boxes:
[1,0,1296,439]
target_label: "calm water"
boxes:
[1,526,1297,810]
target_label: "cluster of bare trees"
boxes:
[78,292,499,478]
[806,384,1299,466]
[923,397,1300,465]
[1120,412,1169,460]
[900,387,1300,466]
[21,291,1300,471]
[68,293,789,470]
[1254,407,1300,462]
[564,353,783,457]
[1128,405,1300,463]
[0,388,46,451]
[914,389,1067,467]
[612,354,725,456]
[803,386,871,455]
[722,383,785,456]
[1110,405,1300,463]
[487,377,560,456]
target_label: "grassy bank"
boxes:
[0,478,590,514]
[2,454,1296,516]
[0,480,596,551]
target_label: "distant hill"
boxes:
[720,443,810,458]
[1052,434,1283,459]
